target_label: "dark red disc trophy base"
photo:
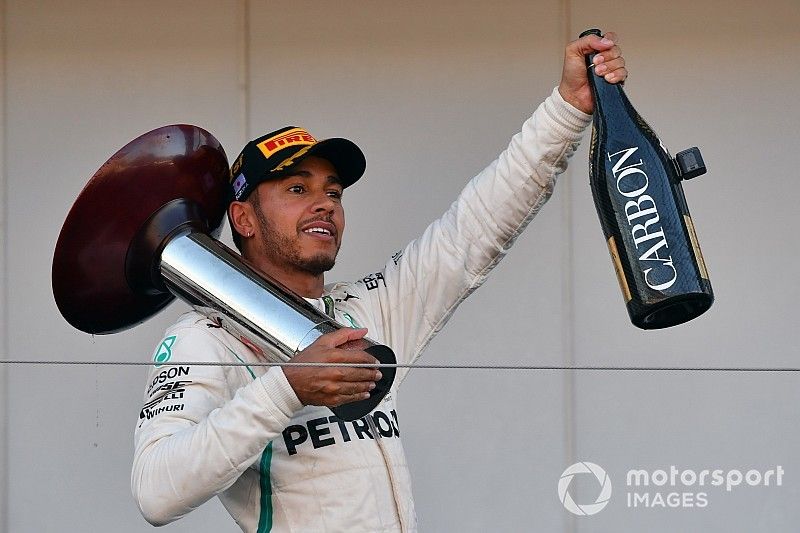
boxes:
[52,125,229,334]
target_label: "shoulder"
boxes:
[150,311,235,365]
[326,248,407,299]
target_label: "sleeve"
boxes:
[353,88,591,383]
[131,323,303,526]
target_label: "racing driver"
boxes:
[132,31,628,532]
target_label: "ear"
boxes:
[228,200,256,239]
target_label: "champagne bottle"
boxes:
[581,28,713,329]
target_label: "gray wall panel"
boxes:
[568,2,800,531]
[3,0,798,531]
[1,1,7,531]
[5,1,242,531]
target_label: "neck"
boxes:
[276,270,325,299]
[244,252,325,299]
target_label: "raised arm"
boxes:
[344,33,627,382]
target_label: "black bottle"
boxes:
[581,28,713,329]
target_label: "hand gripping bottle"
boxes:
[582,28,713,329]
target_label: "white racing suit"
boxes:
[131,88,591,532]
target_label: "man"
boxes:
[132,32,627,532]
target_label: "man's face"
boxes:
[249,156,345,276]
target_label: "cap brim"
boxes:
[303,138,366,188]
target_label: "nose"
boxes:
[311,191,336,214]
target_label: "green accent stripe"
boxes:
[257,443,274,532]
[226,348,256,379]
[322,295,335,318]
[226,346,272,531]
[342,312,359,328]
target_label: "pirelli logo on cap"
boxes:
[257,128,317,158]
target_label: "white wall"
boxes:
[2,1,799,532]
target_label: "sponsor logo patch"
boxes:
[147,366,190,395]
[231,153,244,177]
[140,382,189,421]
[153,336,177,368]
[282,409,401,456]
[148,380,192,399]
[232,173,247,199]
[257,128,316,158]
[359,272,386,291]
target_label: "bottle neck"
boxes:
[587,52,629,119]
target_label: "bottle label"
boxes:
[607,235,632,302]
[607,146,678,292]
[684,214,709,280]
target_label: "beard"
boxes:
[253,201,338,276]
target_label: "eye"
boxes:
[327,189,343,200]
[288,184,305,194]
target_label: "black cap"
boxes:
[579,28,602,38]
[229,126,366,202]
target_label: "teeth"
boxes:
[305,227,331,235]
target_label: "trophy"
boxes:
[52,124,396,421]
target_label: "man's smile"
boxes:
[300,220,337,241]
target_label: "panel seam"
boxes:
[237,0,251,144]
[560,2,577,533]
[0,0,9,531]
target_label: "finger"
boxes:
[339,367,383,383]
[594,56,625,75]
[340,380,377,396]
[333,327,368,347]
[311,327,368,349]
[318,377,374,401]
[592,46,621,65]
[328,348,379,365]
[604,31,619,44]
[331,391,372,407]
[571,33,615,56]
[604,67,628,84]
